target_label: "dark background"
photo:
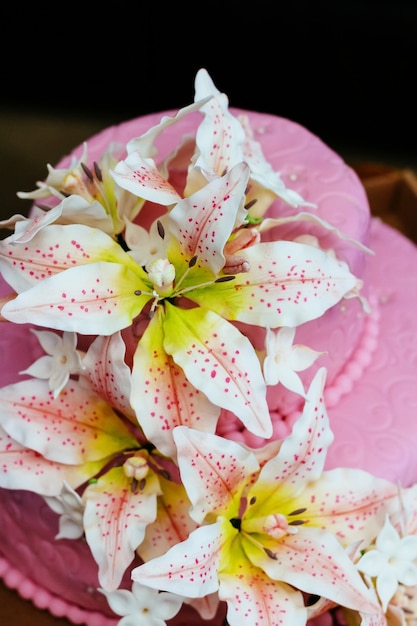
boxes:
[1,2,416,221]
[2,2,416,147]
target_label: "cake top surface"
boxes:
[1,67,417,626]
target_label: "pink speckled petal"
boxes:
[0,223,139,293]
[250,368,331,502]
[173,425,259,524]
[301,468,400,548]
[243,525,379,615]
[10,203,64,244]
[239,114,309,210]
[125,96,211,158]
[0,424,106,496]
[132,521,224,598]
[111,151,182,205]
[84,466,160,591]
[359,610,387,626]
[0,378,137,464]
[219,539,307,626]
[189,240,357,328]
[139,476,198,562]
[163,303,271,439]
[167,162,249,276]
[82,331,135,421]
[184,592,221,622]
[131,311,220,460]
[193,69,246,179]
[2,261,151,335]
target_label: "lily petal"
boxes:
[0,223,140,293]
[138,475,198,562]
[250,367,331,501]
[301,469,401,547]
[111,151,182,206]
[167,162,250,276]
[173,425,259,524]
[163,303,272,439]
[193,68,246,180]
[243,524,379,614]
[1,261,151,335]
[131,311,220,459]
[0,378,137,464]
[82,331,136,420]
[0,424,106,495]
[125,96,212,159]
[132,521,224,598]
[83,466,160,591]
[188,240,358,328]
[219,538,307,626]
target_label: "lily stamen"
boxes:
[172,274,236,299]
[81,162,95,182]
[239,525,279,560]
[157,220,165,239]
[171,255,198,293]
[93,161,103,182]
[80,160,111,213]
[288,507,308,516]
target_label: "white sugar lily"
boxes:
[0,377,137,497]
[111,69,312,218]
[0,367,198,592]
[189,68,312,212]
[19,329,85,398]
[132,368,399,626]
[17,140,143,236]
[263,326,326,397]
[357,514,417,612]
[0,161,359,453]
[99,582,184,626]
[110,97,212,206]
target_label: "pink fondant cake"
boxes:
[1,69,417,626]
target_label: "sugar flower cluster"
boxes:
[1,69,417,626]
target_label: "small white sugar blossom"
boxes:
[19,329,85,398]
[357,514,417,611]
[263,326,325,397]
[100,581,184,626]
[44,481,84,540]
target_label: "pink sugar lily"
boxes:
[132,368,400,626]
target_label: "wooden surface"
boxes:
[0,581,72,625]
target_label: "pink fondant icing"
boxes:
[1,109,416,625]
